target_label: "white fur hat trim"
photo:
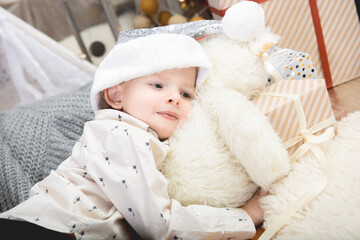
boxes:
[222,1,265,42]
[91,33,212,112]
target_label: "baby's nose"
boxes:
[168,98,180,105]
[168,92,181,105]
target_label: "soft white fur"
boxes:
[160,1,360,238]
[260,111,360,239]
[161,2,290,208]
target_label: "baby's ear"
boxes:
[104,84,123,110]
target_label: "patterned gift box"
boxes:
[208,0,360,88]
[253,79,336,161]
[207,0,239,20]
[266,46,317,83]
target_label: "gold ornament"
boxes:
[140,0,159,15]
[158,10,172,26]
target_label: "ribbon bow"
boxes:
[259,91,336,163]
[258,90,336,240]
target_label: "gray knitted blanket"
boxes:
[0,83,94,212]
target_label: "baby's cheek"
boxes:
[178,102,193,126]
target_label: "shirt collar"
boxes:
[95,109,159,139]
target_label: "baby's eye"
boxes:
[151,83,163,89]
[181,92,193,99]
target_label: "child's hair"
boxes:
[98,91,111,110]
[90,33,212,112]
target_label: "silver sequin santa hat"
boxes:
[90,32,213,112]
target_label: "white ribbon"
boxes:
[258,90,335,240]
[259,91,336,162]
[289,121,335,164]
[263,52,285,83]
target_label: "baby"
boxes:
[0,33,264,239]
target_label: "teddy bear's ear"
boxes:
[250,27,280,56]
[258,42,274,56]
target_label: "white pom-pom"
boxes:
[222,1,265,42]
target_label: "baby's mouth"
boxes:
[157,111,178,120]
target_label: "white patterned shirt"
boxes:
[0,109,255,240]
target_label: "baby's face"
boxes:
[120,67,196,140]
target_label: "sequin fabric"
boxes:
[117,20,223,43]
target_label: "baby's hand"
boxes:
[242,188,267,227]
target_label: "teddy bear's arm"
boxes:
[203,87,290,190]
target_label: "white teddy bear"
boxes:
[160,1,290,208]
[161,2,360,239]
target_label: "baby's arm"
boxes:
[83,120,257,240]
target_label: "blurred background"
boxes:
[0,0,213,65]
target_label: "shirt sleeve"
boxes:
[82,120,256,240]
